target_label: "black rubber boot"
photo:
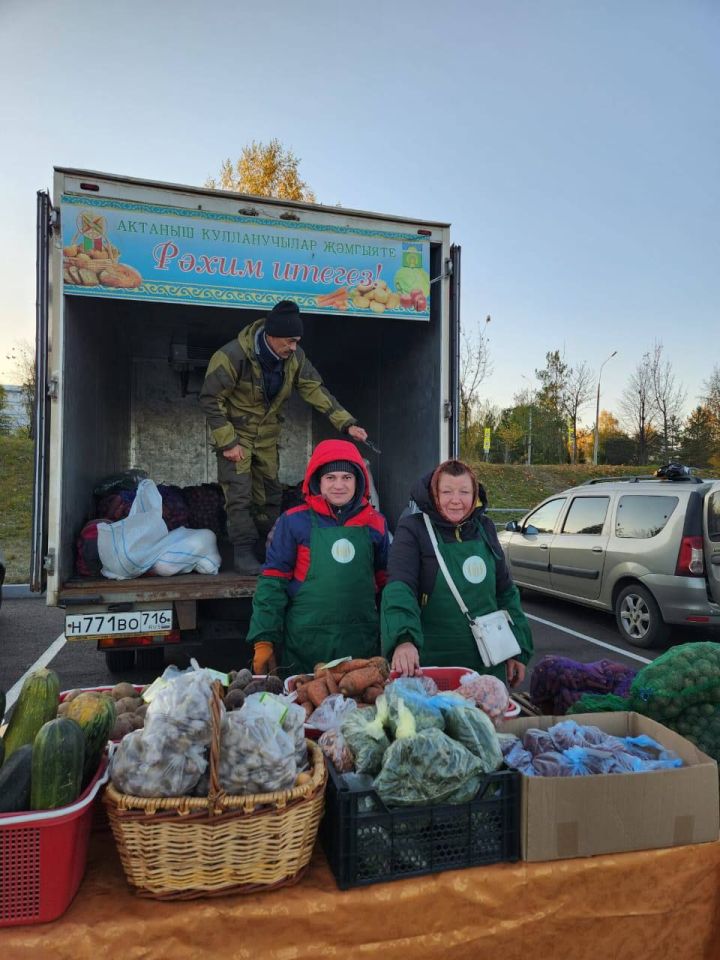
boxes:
[233,544,261,576]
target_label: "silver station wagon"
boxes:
[498,467,720,648]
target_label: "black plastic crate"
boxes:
[321,760,520,889]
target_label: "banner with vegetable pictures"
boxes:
[60,195,431,320]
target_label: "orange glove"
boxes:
[252,641,275,674]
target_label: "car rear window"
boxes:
[615,495,678,539]
[708,491,720,542]
[561,497,610,535]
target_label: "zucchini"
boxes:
[0,745,33,812]
[3,668,60,759]
[31,718,85,811]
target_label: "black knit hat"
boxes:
[311,459,366,499]
[265,300,303,338]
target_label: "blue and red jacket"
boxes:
[261,440,389,597]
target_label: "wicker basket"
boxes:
[103,682,327,899]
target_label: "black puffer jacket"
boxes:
[387,471,514,601]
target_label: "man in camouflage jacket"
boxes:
[200,300,367,574]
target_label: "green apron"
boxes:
[283,511,380,674]
[420,521,508,680]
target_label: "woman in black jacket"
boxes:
[381,459,532,685]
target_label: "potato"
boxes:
[353,295,370,308]
[75,252,91,265]
[110,715,135,740]
[129,714,145,730]
[112,682,137,700]
[224,688,246,711]
[264,676,284,695]
[63,244,78,257]
[373,286,389,304]
[370,301,386,313]
[232,668,253,690]
[387,293,401,309]
[115,696,142,714]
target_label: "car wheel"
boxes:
[105,649,136,673]
[614,584,670,649]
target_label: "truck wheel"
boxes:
[105,650,136,673]
[136,647,165,673]
[614,584,670,649]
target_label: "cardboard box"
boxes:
[499,712,719,862]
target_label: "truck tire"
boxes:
[105,650,136,673]
[614,584,670,649]
[136,647,165,673]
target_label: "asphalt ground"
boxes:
[3,587,709,715]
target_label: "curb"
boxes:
[3,584,41,599]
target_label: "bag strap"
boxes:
[422,513,472,622]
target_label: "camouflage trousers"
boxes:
[216,448,283,546]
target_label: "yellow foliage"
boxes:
[205,139,316,202]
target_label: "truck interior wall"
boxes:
[59,282,443,579]
[61,298,132,583]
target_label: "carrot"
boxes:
[339,666,384,697]
[368,657,390,680]
[303,701,315,720]
[333,658,371,677]
[363,684,384,705]
[317,286,349,305]
[295,685,309,705]
[325,671,339,695]
[305,677,330,707]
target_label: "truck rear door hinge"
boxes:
[47,376,59,400]
[43,549,55,574]
[443,400,453,420]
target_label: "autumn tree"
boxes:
[620,352,656,465]
[564,361,594,464]
[205,139,316,202]
[7,340,35,438]
[680,405,717,468]
[459,316,492,453]
[0,383,11,435]
[648,340,686,460]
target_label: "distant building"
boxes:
[2,384,30,432]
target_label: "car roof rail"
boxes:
[583,473,704,486]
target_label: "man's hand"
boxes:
[222,444,245,462]
[391,641,421,677]
[347,425,368,443]
[505,659,525,688]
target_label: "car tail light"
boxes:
[675,536,705,576]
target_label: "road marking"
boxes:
[4,633,67,713]
[526,613,653,665]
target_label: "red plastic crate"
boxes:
[0,757,109,927]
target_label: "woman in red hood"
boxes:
[247,439,390,675]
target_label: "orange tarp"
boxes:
[2,832,720,959]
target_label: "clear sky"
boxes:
[0,0,717,426]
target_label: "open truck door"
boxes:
[448,243,461,457]
[704,482,720,606]
[30,190,53,593]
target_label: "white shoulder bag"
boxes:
[423,514,521,668]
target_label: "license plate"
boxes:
[64,609,173,639]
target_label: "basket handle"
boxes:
[207,680,225,816]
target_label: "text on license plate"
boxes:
[64,609,173,639]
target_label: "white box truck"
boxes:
[32,168,461,671]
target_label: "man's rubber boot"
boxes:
[233,544,261,576]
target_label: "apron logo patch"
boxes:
[462,555,487,584]
[331,538,356,564]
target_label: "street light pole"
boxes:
[593,350,617,465]
[521,374,533,465]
